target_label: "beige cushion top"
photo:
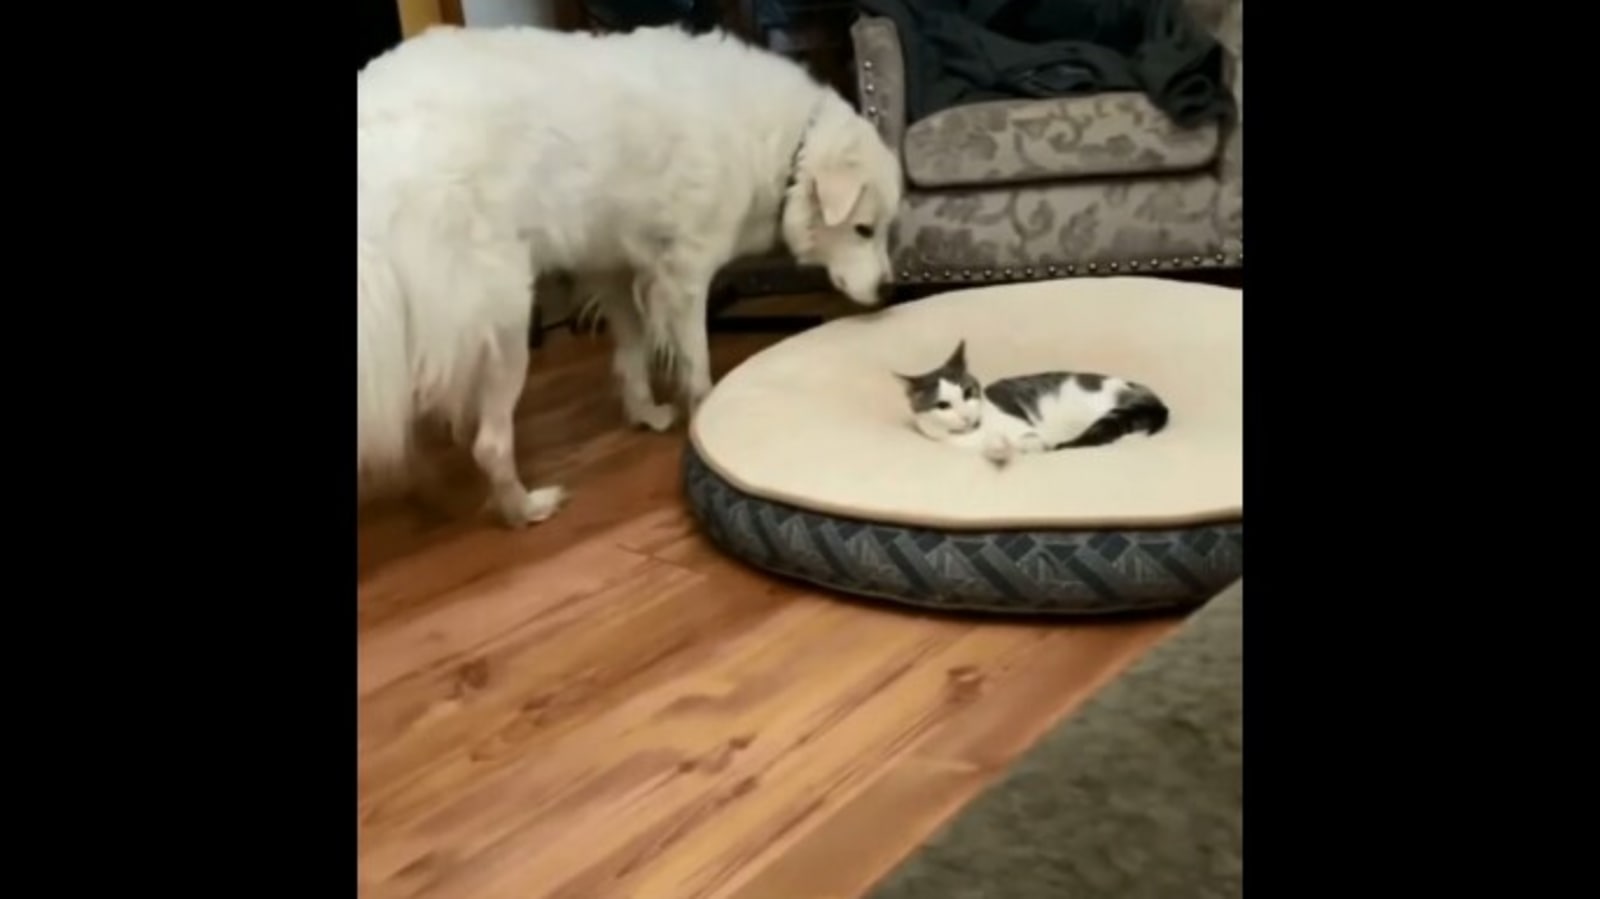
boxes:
[691,278,1242,530]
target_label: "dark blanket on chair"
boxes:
[856,0,1234,129]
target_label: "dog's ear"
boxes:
[813,166,865,228]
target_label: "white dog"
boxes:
[357,23,902,527]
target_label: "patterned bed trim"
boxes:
[683,446,1243,616]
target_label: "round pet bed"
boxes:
[683,277,1242,615]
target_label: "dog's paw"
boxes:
[982,434,1015,466]
[626,401,678,433]
[498,485,569,528]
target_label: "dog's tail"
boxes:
[357,239,415,484]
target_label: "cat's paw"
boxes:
[982,433,1015,466]
[1018,433,1048,453]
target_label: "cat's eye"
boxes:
[854,224,874,239]
[935,401,952,410]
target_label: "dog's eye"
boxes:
[854,224,875,239]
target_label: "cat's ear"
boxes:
[945,340,967,371]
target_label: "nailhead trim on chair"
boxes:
[897,246,1243,283]
[860,59,879,130]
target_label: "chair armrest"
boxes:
[849,15,909,150]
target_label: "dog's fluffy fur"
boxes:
[357,23,902,527]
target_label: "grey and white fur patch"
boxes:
[896,339,1169,460]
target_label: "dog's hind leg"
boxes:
[471,326,567,527]
[578,270,676,432]
[443,255,568,529]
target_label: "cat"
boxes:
[894,340,1169,465]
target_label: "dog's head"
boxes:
[782,103,903,306]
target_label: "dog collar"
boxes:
[777,100,825,230]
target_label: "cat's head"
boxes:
[895,340,983,436]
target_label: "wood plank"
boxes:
[724,621,1175,899]
[357,328,1184,899]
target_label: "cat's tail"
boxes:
[1125,383,1170,436]
[1057,384,1168,449]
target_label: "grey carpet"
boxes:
[867,580,1243,899]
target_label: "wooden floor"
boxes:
[357,325,1183,899]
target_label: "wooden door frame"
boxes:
[395,0,464,38]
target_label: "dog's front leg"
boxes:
[640,259,715,417]
[580,271,677,432]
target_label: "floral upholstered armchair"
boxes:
[850,0,1243,288]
